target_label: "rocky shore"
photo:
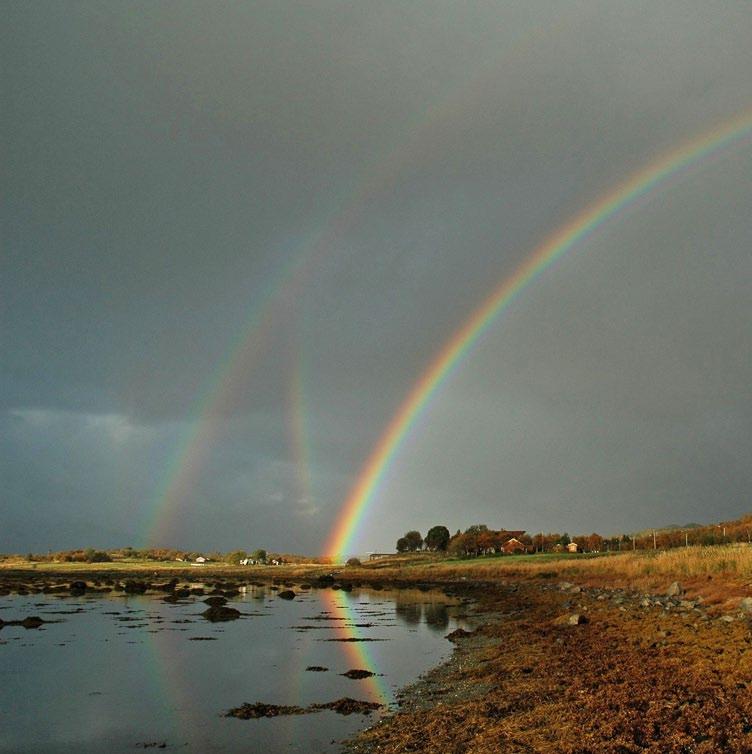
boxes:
[3,563,751,751]
[347,579,752,753]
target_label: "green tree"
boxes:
[226,550,248,565]
[404,530,423,551]
[425,525,450,552]
[250,549,267,562]
[396,537,410,553]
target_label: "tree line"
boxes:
[395,513,752,557]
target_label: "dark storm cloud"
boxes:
[3,1,751,552]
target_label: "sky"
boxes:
[3,1,752,555]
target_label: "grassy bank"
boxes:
[344,545,752,607]
[3,544,751,607]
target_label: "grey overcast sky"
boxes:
[3,2,751,555]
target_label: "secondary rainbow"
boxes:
[326,107,752,561]
[144,21,557,547]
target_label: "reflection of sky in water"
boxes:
[0,586,467,753]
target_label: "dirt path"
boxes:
[347,581,752,753]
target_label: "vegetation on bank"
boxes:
[393,513,752,557]
[4,545,333,567]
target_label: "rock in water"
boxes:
[310,698,382,715]
[225,702,307,719]
[202,605,241,622]
[123,580,148,594]
[445,628,473,642]
[341,669,375,679]
[277,590,296,600]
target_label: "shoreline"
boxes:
[346,579,752,753]
[3,557,752,751]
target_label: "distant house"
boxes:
[567,542,579,553]
[502,537,527,554]
[369,553,394,561]
[195,556,207,564]
[499,530,526,541]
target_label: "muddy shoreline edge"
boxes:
[345,578,752,753]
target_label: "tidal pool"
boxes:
[0,584,468,753]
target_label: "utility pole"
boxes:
[685,531,688,548]
[653,530,657,550]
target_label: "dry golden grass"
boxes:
[351,581,752,753]
[340,545,752,607]
[3,545,751,604]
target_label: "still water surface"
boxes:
[0,584,467,753]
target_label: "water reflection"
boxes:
[393,592,451,631]
[0,584,467,754]
[395,600,422,625]
[423,602,449,631]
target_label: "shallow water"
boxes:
[0,584,467,753]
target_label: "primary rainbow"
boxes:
[325,107,752,561]
[144,22,559,547]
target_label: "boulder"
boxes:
[568,614,589,625]
[202,605,241,622]
[69,580,87,595]
[123,580,148,594]
[445,627,473,642]
[739,597,752,613]
[666,581,684,598]
[21,616,45,629]
[341,669,375,679]
[277,590,296,600]
[203,596,228,606]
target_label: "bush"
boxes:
[87,550,112,563]
[346,557,362,567]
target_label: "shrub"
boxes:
[346,557,362,567]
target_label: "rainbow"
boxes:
[321,588,394,706]
[145,21,557,547]
[325,107,752,561]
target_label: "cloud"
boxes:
[3,2,751,553]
